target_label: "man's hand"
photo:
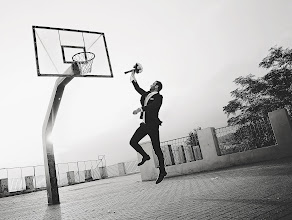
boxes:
[130,72,137,82]
[133,108,142,115]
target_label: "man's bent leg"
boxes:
[130,123,150,166]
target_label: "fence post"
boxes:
[0,178,9,195]
[77,162,81,183]
[99,167,108,179]
[25,176,35,191]
[20,168,24,191]
[268,108,292,156]
[118,163,126,176]
[85,170,93,182]
[57,164,60,186]
[184,145,195,162]
[33,166,37,190]
[179,145,187,163]
[67,171,75,185]
[197,127,221,161]
[161,146,171,166]
[192,145,203,160]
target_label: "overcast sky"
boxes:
[0,0,291,168]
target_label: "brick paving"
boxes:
[0,157,292,220]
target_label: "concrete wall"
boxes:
[138,142,160,181]
[99,167,108,179]
[25,176,35,190]
[138,108,292,181]
[67,171,75,185]
[0,178,8,194]
[85,170,93,182]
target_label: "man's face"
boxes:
[150,81,158,91]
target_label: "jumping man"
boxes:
[129,71,167,184]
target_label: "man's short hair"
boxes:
[156,81,163,92]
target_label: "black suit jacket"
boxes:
[132,81,163,126]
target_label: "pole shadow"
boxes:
[43,204,62,220]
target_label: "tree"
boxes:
[186,127,201,146]
[218,46,287,154]
[223,46,292,125]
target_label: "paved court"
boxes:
[0,157,292,220]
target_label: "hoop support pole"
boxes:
[42,76,73,205]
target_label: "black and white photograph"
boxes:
[0,0,292,219]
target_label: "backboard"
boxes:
[32,26,113,77]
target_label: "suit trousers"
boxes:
[130,123,165,171]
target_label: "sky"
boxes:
[0,0,291,169]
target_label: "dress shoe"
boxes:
[155,171,167,184]
[138,155,150,166]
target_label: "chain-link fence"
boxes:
[124,160,139,174]
[0,166,46,192]
[0,156,106,192]
[106,160,140,178]
[56,158,104,187]
[106,164,119,178]
[215,119,277,155]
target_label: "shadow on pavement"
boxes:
[43,204,62,220]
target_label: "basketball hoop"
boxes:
[72,52,95,75]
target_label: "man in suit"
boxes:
[129,71,167,184]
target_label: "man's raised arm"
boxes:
[131,72,146,95]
